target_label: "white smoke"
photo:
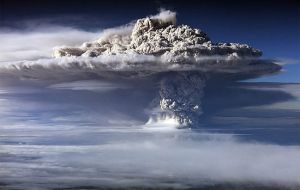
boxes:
[0,25,100,62]
[150,8,177,25]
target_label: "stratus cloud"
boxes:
[1,131,300,189]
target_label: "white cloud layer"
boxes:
[0,130,300,189]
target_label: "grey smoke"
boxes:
[48,80,130,91]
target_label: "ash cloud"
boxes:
[53,9,262,61]
[0,9,282,127]
[0,9,281,78]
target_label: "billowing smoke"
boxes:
[53,9,262,61]
[146,72,207,126]
[0,10,282,127]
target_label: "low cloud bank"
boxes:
[1,131,300,189]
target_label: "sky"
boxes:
[0,0,299,82]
